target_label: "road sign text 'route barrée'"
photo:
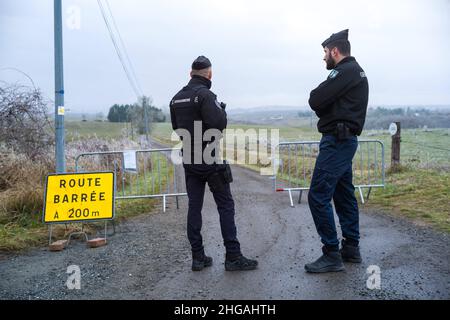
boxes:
[43,172,115,224]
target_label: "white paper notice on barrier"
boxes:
[123,151,137,173]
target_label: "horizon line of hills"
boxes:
[60,104,450,117]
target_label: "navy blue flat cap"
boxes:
[321,29,349,47]
[192,55,212,70]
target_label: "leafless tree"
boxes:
[0,84,54,160]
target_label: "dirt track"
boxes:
[1,163,449,300]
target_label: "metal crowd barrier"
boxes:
[75,147,187,212]
[273,139,385,207]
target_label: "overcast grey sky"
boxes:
[1,0,449,114]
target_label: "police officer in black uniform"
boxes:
[305,30,369,273]
[170,56,258,272]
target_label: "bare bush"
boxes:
[0,147,53,226]
[0,137,140,230]
[0,84,54,160]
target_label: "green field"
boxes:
[1,120,447,252]
[65,120,128,141]
[150,121,449,233]
[151,122,450,166]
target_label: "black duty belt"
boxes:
[323,123,356,140]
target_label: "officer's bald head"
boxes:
[190,56,212,80]
[192,56,211,70]
[190,66,212,80]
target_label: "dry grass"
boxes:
[0,137,157,252]
[0,149,52,250]
[0,151,51,222]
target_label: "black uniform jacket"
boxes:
[309,56,369,136]
[170,75,227,165]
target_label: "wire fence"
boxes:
[273,139,385,207]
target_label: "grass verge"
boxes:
[0,134,172,252]
[368,167,450,233]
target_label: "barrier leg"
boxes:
[48,225,53,245]
[366,187,372,201]
[288,190,294,208]
[163,195,166,213]
[358,186,365,204]
[298,190,303,204]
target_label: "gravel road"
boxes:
[1,163,449,300]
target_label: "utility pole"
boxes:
[54,0,65,173]
[130,119,134,140]
[142,96,149,143]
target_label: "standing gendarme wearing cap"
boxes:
[304,29,369,273]
[169,56,258,272]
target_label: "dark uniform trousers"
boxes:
[184,164,241,258]
[308,134,360,252]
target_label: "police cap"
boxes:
[192,55,212,70]
[321,29,349,48]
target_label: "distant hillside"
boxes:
[227,105,450,129]
[227,106,306,125]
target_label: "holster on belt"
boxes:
[207,160,233,192]
[335,122,352,141]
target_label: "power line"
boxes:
[97,0,142,98]
[402,140,450,152]
[104,0,143,96]
[97,0,140,97]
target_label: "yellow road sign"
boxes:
[43,172,115,223]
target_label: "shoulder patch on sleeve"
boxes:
[360,71,366,78]
[328,69,339,79]
[171,98,191,104]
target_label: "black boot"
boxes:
[304,247,345,273]
[225,254,258,271]
[192,254,213,271]
[340,239,362,263]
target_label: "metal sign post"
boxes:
[54,0,66,173]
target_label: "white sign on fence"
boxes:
[123,151,137,173]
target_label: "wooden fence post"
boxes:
[391,121,401,168]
